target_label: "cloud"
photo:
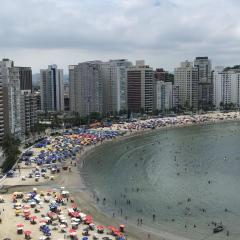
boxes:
[0,0,240,71]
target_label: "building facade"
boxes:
[21,90,37,134]
[213,67,240,108]
[40,65,64,112]
[18,67,32,91]
[0,59,22,139]
[174,61,199,110]
[155,68,174,83]
[101,59,132,115]
[69,61,103,117]
[127,61,154,113]
[155,81,173,111]
[194,57,213,110]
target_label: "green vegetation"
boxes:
[1,135,21,173]
[224,65,240,71]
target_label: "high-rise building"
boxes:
[0,67,4,140]
[64,82,70,112]
[0,59,22,138]
[174,61,199,110]
[172,85,180,110]
[101,59,132,114]
[155,81,173,111]
[127,61,154,113]
[194,57,213,110]
[21,90,37,134]
[213,66,240,108]
[40,65,64,112]
[18,67,32,91]
[155,68,174,83]
[213,66,225,108]
[69,61,103,117]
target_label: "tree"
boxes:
[1,135,21,173]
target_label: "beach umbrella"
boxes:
[114,230,122,237]
[86,219,93,224]
[30,215,37,220]
[108,226,116,230]
[82,237,88,240]
[24,230,31,236]
[17,223,24,227]
[97,225,105,230]
[24,205,31,209]
[69,229,77,236]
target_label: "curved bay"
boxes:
[81,122,240,240]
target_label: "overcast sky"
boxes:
[1,0,240,73]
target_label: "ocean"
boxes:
[81,121,240,240]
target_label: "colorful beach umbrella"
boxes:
[24,230,31,236]
[17,223,24,227]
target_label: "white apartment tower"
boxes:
[69,61,103,117]
[213,67,240,108]
[40,65,64,112]
[101,59,132,114]
[0,59,22,138]
[174,61,199,110]
[156,81,173,111]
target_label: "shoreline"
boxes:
[2,112,240,239]
[76,116,240,240]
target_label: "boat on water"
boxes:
[213,225,224,233]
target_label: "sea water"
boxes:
[81,122,240,240]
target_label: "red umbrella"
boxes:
[17,223,24,227]
[86,219,93,224]
[71,212,80,218]
[24,230,31,236]
[23,209,30,213]
[30,216,37,220]
[69,229,77,236]
[114,230,122,236]
[85,215,93,220]
[97,225,105,229]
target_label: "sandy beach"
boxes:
[1,111,240,240]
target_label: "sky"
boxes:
[1,0,240,73]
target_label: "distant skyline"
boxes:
[1,0,240,73]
